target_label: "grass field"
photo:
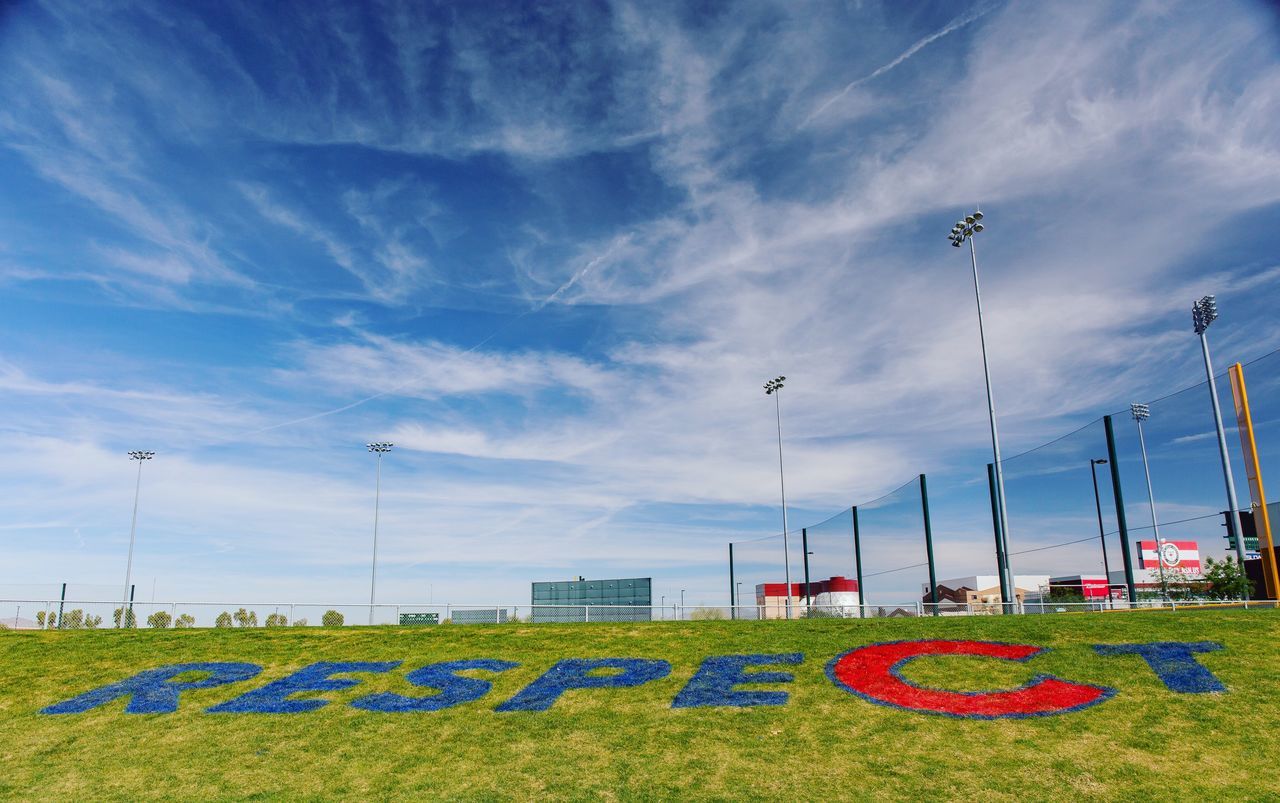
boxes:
[1,609,1277,801]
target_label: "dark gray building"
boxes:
[530,577,652,622]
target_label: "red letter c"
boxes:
[826,640,1113,719]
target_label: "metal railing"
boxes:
[0,596,1268,630]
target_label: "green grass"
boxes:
[1,610,1277,801]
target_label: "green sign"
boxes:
[399,613,439,626]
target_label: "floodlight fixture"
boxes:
[366,441,394,624]
[1192,294,1218,334]
[1130,404,1167,595]
[948,207,1013,609]
[1192,293,1246,578]
[950,211,985,248]
[763,374,793,618]
[120,449,156,627]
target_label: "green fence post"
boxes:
[801,527,811,615]
[920,474,939,615]
[728,543,736,620]
[987,463,1011,611]
[852,506,864,618]
[1104,415,1138,603]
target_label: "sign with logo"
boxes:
[39,640,1227,720]
[1138,540,1201,573]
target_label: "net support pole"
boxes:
[58,582,66,630]
[987,463,1011,610]
[921,474,939,615]
[728,543,736,620]
[801,527,811,615]
[1228,362,1279,599]
[1104,415,1138,603]
[852,506,864,618]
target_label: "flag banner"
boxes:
[1137,541,1201,573]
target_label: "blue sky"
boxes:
[2,0,1280,610]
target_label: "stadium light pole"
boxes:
[1130,403,1168,597]
[120,450,154,628]
[366,442,393,625]
[1193,295,1248,579]
[764,376,794,619]
[1088,458,1113,593]
[949,211,1014,608]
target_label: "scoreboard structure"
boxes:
[530,577,652,623]
[1137,540,1202,574]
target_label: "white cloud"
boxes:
[0,0,1276,608]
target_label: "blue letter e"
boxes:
[208,662,400,713]
[672,653,803,708]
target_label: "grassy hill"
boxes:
[1,609,1277,800]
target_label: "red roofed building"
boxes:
[754,576,860,619]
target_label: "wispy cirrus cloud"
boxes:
[0,0,1278,608]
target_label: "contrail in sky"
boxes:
[801,4,996,128]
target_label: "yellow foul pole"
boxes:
[1228,362,1279,599]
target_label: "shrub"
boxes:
[83,613,102,629]
[214,611,233,628]
[35,611,47,628]
[174,614,196,629]
[801,607,838,619]
[321,610,344,627]
[292,618,309,627]
[61,609,86,629]
[690,607,726,620]
[232,608,258,628]
[147,611,172,629]
[264,613,288,628]
[113,607,138,628]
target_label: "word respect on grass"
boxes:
[42,639,1227,720]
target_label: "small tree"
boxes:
[147,611,172,629]
[174,613,196,629]
[215,611,233,628]
[291,617,309,627]
[1204,556,1250,600]
[83,613,102,629]
[113,607,138,628]
[265,613,288,628]
[322,610,344,627]
[61,609,86,629]
[36,611,47,628]
[233,608,258,628]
